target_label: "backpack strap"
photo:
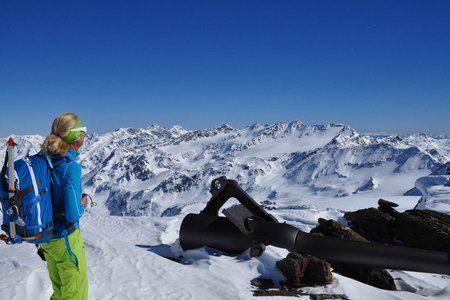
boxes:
[62,228,79,269]
[44,155,54,170]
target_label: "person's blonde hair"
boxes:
[42,112,78,156]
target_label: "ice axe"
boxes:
[180,177,450,275]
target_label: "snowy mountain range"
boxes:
[1,121,448,217]
[1,121,450,300]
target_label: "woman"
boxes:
[41,112,89,300]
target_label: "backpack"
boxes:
[1,140,54,244]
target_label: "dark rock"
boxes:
[250,278,275,289]
[378,199,399,208]
[253,289,298,297]
[377,199,401,216]
[344,208,394,242]
[311,218,367,242]
[276,252,332,287]
[253,290,350,299]
[393,209,450,251]
[332,202,450,288]
[343,200,450,252]
[332,265,396,291]
[309,219,397,290]
[309,294,350,300]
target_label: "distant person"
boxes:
[41,112,89,300]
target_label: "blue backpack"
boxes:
[1,152,54,244]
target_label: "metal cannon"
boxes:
[180,177,450,275]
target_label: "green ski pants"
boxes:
[42,229,89,300]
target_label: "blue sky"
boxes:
[1,0,449,136]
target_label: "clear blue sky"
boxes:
[1,0,449,137]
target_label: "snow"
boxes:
[3,194,450,300]
[415,175,450,213]
[1,122,450,299]
[238,125,345,158]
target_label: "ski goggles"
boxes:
[62,118,87,144]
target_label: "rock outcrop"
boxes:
[276,252,333,287]
[345,199,450,251]
[309,218,396,290]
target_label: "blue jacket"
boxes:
[51,150,85,237]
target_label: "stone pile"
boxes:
[273,199,450,292]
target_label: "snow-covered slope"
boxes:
[415,175,450,213]
[1,121,449,299]
[1,199,449,300]
[3,121,447,217]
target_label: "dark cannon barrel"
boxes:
[180,213,450,275]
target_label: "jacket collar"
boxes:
[51,149,80,167]
[66,149,80,160]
